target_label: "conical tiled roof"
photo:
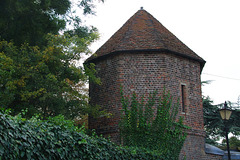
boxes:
[87,9,205,68]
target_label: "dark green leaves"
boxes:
[0,0,101,46]
[0,111,163,160]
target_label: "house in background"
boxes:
[86,8,223,159]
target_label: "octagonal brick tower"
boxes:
[86,9,209,159]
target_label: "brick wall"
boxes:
[89,51,207,158]
[89,54,122,143]
[180,134,206,159]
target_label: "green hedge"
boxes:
[0,111,163,160]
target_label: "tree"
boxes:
[0,0,103,46]
[0,33,101,119]
[203,96,223,145]
[229,136,240,150]
[222,136,240,150]
[0,52,15,107]
[203,96,240,145]
[120,90,188,159]
[0,0,104,119]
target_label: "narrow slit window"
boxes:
[181,85,186,112]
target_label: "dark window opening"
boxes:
[181,84,186,112]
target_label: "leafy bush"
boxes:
[0,110,163,160]
[120,90,189,159]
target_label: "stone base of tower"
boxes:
[180,134,206,159]
[180,131,223,160]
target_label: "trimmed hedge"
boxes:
[0,111,163,160]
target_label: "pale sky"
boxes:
[81,0,240,105]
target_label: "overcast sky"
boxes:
[81,0,240,106]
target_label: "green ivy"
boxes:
[120,89,189,160]
[0,109,163,159]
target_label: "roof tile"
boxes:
[87,9,205,66]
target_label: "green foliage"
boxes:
[0,33,101,119]
[229,136,240,150]
[221,136,240,150]
[0,110,164,160]
[120,89,188,160]
[203,96,223,145]
[0,0,103,46]
[0,0,105,119]
[203,96,240,145]
[0,52,15,107]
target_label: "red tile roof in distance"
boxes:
[87,8,205,68]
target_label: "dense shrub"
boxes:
[0,110,163,160]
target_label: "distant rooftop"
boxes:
[205,143,224,156]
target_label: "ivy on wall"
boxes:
[120,89,189,159]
